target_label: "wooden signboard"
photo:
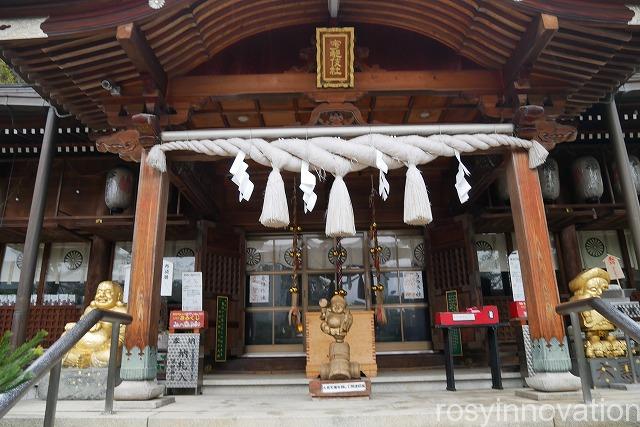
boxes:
[445,290,463,356]
[316,27,354,88]
[305,310,377,378]
[215,296,228,362]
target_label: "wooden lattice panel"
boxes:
[0,306,82,347]
[305,311,377,379]
[432,247,470,291]
[203,253,242,297]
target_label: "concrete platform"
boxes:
[3,388,640,427]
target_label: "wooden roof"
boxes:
[1,0,640,129]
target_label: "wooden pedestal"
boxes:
[305,310,377,378]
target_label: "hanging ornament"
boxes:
[375,149,390,201]
[369,177,387,325]
[229,151,254,202]
[299,161,317,213]
[454,151,472,204]
[288,178,303,333]
[333,237,347,297]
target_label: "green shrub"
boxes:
[0,330,47,393]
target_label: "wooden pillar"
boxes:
[559,225,582,288]
[119,149,168,382]
[84,236,112,306]
[11,107,57,348]
[506,150,572,375]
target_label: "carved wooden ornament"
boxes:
[514,105,577,150]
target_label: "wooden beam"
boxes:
[167,70,504,101]
[504,14,559,88]
[116,23,167,97]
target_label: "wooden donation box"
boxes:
[305,310,377,378]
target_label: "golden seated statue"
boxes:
[62,281,127,368]
[569,268,626,358]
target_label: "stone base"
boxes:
[610,382,640,391]
[525,371,581,392]
[114,380,164,401]
[37,368,116,400]
[115,396,175,409]
[309,378,371,398]
[515,388,599,401]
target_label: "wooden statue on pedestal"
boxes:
[318,295,360,380]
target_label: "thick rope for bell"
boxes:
[259,167,289,228]
[404,164,432,226]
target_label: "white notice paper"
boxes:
[402,272,424,300]
[123,264,131,303]
[508,251,525,302]
[249,275,270,303]
[161,259,174,297]
[182,272,203,311]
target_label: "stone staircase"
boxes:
[202,368,524,395]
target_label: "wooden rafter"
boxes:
[504,13,559,88]
[116,23,167,97]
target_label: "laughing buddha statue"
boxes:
[569,268,627,358]
[62,281,127,368]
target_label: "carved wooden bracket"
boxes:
[94,114,160,162]
[95,129,143,162]
[307,102,367,126]
[514,105,577,150]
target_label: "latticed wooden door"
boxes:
[197,223,245,358]
[426,216,483,352]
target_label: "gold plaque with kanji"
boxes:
[316,27,354,88]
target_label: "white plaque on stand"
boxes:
[123,264,131,303]
[161,259,174,297]
[508,251,525,302]
[182,272,203,311]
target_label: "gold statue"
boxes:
[62,281,127,368]
[319,294,359,380]
[569,268,626,358]
[319,295,353,343]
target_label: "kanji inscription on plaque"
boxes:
[166,333,199,389]
[316,27,354,88]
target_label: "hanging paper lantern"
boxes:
[538,157,560,202]
[572,156,604,203]
[611,155,640,198]
[105,167,135,213]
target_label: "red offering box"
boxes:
[435,306,499,326]
[509,301,527,320]
[169,311,207,330]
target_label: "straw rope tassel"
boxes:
[259,167,289,228]
[325,175,356,237]
[404,164,432,225]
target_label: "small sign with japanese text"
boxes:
[603,254,625,281]
[166,333,199,389]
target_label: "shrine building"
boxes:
[1,0,640,398]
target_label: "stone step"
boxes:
[201,369,524,395]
